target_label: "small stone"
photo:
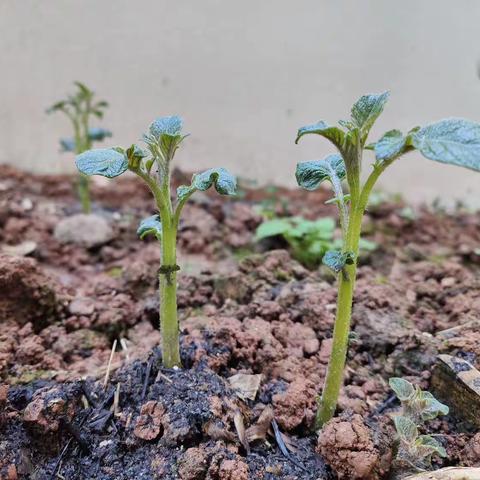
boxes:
[23,387,75,432]
[68,297,95,316]
[1,241,37,257]
[304,338,320,355]
[134,401,165,440]
[441,277,456,288]
[178,447,208,480]
[54,214,114,248]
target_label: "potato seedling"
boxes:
[295,91,480,428]
[47,82,111,213]
[255,215,377,269]
[75,116,236,367]
[390,378,448,469]
[255,216,336,268]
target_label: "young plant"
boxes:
[255,215,377,269]
[390,378,448,470]
[295,91,480,428]
[74,116,236,368]
[255,216,336,268]
[47,82,111,213]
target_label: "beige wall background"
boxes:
[1,0,480,206]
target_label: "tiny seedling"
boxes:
[255,216,376,268]
[255,216,336,268]
[390,378,448,470]
[47,82,111,213]
[295,91,480,428]
[75,116,236,367]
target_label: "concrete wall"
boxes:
[1,0,480,206]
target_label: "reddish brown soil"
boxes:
[0,165,479,479]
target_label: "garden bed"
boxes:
[1,165,479,479]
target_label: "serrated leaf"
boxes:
[255,219,292,240]
[295,121,345,151]
[60,137,76,152]
[88,127,112,142]
[374,129,410,163]
[137,215,162,240]
[76,148,128,178]
[412,118,480,172]
[416,435,447,458]
[389,377,415,401]
[393,415,418,443]
[420,391,449,420]
[177,167,237,202]
[322,250,355,274]
[351,91,390,139]
[296,154,346,191]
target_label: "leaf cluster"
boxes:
[47,81,109,120]
[389,378,449,469]
[75,115,237,238]
[255,216,376,269]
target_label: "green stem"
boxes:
[73,113,92,213]
[316,163,386,428]
[316,205,362,428]
[77,174,91,214]
[159,217,181,368]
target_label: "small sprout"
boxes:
[389,378,449,423]
[75,116,237,368]
[322,250,355,275]
[255,216,335,269]
[137,215,162,241]
[295,91,480,428]
[391,380,448,470]
[47,82,112,213]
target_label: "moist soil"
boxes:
[0,165,479,479]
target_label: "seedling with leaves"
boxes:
[295,91,480,428]
[255,215,377,269]
[47,82,111,213]
[390,378,448,470]
[75,116,236,367]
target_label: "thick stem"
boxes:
[316,205,363,428]
[77,174,91,214]
[159,218,181,368]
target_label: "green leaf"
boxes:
[296,154,346,191]
[149,116,186,158]
[177,167,237,202]
[46,101,67,114]
[358,238,377,252]
[76,148,128,178]
[351,91,390,140]
[149,115,183,137]
[255,218,292,240]
[374,130,410,164]
[137,215,162,240]
[295,121,345,151]
[412,118,480,172]
[322,250,355,274]
[389,377,415,401]
[125,144,147,169]
[60,138,76,152]
[393,415,418,443]
[416,435,447,458]
[88,127,112,142]
[420,391,449,420]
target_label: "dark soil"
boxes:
[0,165,479,479]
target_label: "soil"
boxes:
[0,164,479,479]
